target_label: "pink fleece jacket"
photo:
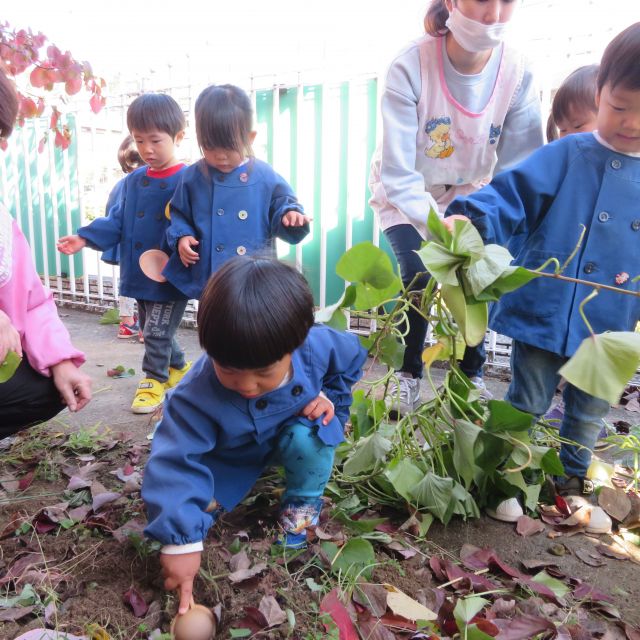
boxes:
[0,205,85,376]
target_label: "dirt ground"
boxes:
[0,309,639,639]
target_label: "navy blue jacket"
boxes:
[141,324,367,546]
[447,134,640,356]
[78,165,188,302]
[163,159,309,299]
[100,178,125,266]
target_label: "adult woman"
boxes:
[369,0,543,416]
[0,70,91,434]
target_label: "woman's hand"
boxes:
[178,236,200,267]
[57,235,86,255]
[161,551,202,614]
[282,211,312,227]
[51,360,92,412]
[0,310,22,362]
[299,392,335,426]
[442,214,471,231]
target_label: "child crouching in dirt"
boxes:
[141,256,367,613]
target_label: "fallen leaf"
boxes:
[319,589,359,640]
[0,605,36,621]
[599,487,632,522]
[258,595,286,627]
[516,515,545,537]
[228,562,267,583]
[575,548,607,567]
[13,630,88,640]
[229,550,251,572]
[384,584,437,622]
[353,583,389,618]
[123,586,148,617]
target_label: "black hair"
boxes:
[549,64,599,137]
[198,256,315,368]
[126,93,185,137]
[546,113,558,143]
[597,22,640,93]
[194,84,254,156]
[0,71,18,139]
[117,134,143,173]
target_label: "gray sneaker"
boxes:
[469,376,493,400]
[386,372,421,418]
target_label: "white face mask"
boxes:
[445,7,510,53]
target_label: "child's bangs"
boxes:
[197,108,245,152]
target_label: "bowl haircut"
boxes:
[195,84,254,157]
[126,93,186,137]
[198,256,315,369]
[597,22,640,93]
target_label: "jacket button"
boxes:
[137,211,144,218]
[156,213,163,221]
[134,241,142,250]
[583,262,595,274]
[215,244,224,252]
[291,385,303,396]
[141,177,150,186]
[236,246,246,255]
[597,211,609,222]
[218,175,225,182]
[255,399,268,409]
[238,210,248,220]
[159,181,168,189]
[632,219,640,231]
[611,159,622,170]
[217,208,224,216]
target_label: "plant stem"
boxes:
[531,270,640,298]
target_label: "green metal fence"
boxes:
[0,114,83,288]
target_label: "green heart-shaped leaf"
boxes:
[559,331,640,404]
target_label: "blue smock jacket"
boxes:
[163,159,310,299]
[100,179,125,266]
[141,324,368,546]
[447,133,640,357]
[78,166,188,302]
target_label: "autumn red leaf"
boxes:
[123,586,149,617]
[319,589,359,640]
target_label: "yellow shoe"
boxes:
[131,378,166,414]
[165,361,192,389]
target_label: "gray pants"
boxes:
[137,299,188,383]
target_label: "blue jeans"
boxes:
[137,299,188,383]
[384,224,486,378]
[506,340,609,478]
[274,422,335,503]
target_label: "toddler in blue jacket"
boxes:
[58,94,191,414]
[446,23,640,531]
[141,256,367,614]
[163,84,311,300]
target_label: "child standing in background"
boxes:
[162,84,311,300]
[142,256,367,615]
[100,135,144,341]
[446,22,640,530]
[57,94,191,414]
[368,0,543,417]
[546,64,599,142]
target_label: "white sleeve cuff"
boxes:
[161,541,204,555]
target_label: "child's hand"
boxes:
[160,551,202,615]
[442,214,470,231]
[299,392,335,426]
[282,211,312,227]
[178,236,200,267]
[57,235,86,255]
